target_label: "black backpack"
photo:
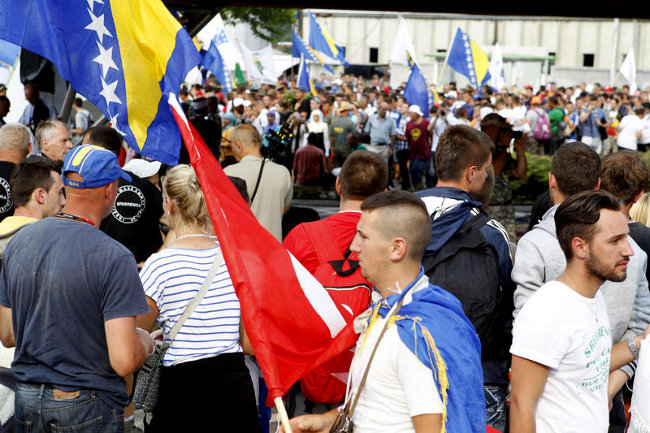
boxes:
[422,211,505,361]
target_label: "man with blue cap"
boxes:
[0,144,154,432]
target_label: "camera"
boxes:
[261,120,293,160]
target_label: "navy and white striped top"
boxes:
[139,246,241,367]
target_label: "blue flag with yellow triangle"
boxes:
[447,28,491,91]
[0,0,201,165]
[292,31,333,74]
[297,55,316,96]
[308,12,349,67]
[403,64,433,118]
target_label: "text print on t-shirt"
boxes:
[111,184,146,224]
[579,325,611,394]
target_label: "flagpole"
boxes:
[437,32,454,86]
[275,397,293,433]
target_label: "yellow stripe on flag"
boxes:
[110,0,182,151]
[321,26,339,57]
[470,40,490,86]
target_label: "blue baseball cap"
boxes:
[62,144,131,188]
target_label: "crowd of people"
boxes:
[0,72,646,433]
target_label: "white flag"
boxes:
[239,42,277,85]
[211,14,240,71]
[489,43,506,91]
[389,16,419,67]
[620,48,637,93]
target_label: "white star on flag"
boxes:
[87,0,103,11]
[85,9,112,44]
[109,113,126,136]
[92,41,118,78]
[100,77,121,106]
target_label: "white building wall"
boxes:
[304,11,650,75]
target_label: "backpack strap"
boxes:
[303,220,360,277]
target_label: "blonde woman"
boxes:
[631,192,650,226]
[137,165,259,432]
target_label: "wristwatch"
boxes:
[628,337,639,359]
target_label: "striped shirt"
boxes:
[140,246,241,367]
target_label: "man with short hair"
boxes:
[579,94,609,153]
[35,119,73,162]
[224,124,293,241]
[512,142,650,433]
[601,151,650,281]
[0,123,32,222]
[289,190,485,433]
[510,190,650,433]
[0,156,65,262]
[85,126,164,265]
[0,144,153,432]
[416,125,514,432]
[363,101,396,161]
[284,150,387,414]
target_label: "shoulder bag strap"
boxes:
[166,247,224,342]
[345,295,406,417]
[250,158,267,205]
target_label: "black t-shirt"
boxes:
[179,115,222,164]
[629,221,650,283]
[0,161,15,223]
[99,173,163,264]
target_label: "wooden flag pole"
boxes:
[275,396,293,433]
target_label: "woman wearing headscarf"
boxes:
[304,109,330,155]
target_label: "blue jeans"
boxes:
[484,384,506,433]
[15,382,123,433]
[409,158,429,188]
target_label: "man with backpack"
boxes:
[283,150,388,415]
[415,125,514,433]
[526,96,552,154]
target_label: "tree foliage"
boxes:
[221,7,296,42]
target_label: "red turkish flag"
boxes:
[168,96,357,405]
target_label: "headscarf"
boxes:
[308,109,327,133]
[263,111,279,134]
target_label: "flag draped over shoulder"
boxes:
[0,0,200,165]
[447,28,490,91]
[168,95,359,405]
[377,272,485,433]
[297,54,316,96]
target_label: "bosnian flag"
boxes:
[168,94,358,405]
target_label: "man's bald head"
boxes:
[231,124,262,159]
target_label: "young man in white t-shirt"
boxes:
[510,190,650,433]
[289,191,485,433]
